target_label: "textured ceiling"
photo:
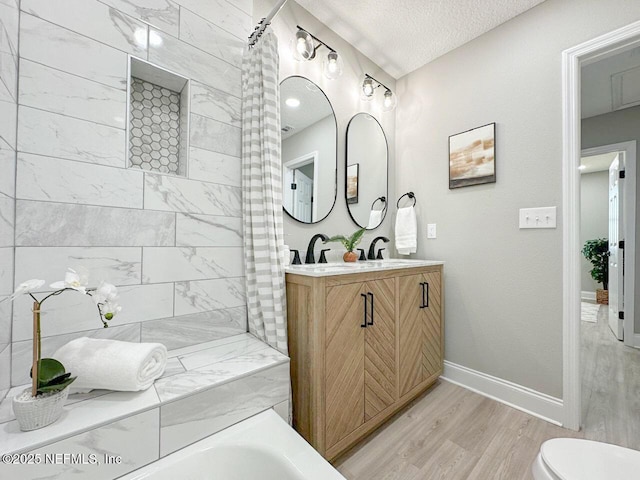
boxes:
[295,0,547,79]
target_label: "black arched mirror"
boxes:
[346,113,388,229]
[280,76,337,224]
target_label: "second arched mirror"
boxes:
[280,76,337,224]
[346,113,388,229]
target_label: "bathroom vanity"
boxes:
[285,260,444,461]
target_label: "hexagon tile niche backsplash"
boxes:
[129,77,182,175]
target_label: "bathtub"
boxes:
[121,409,346,480]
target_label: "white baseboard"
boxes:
[634,334,640,349]
[581,291,596,302]
[442,361,564,426]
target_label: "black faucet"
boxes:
[305,233,329,264]
[367,236,390,260]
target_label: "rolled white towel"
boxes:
[54,338,167,393]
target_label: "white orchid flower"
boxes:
[50,268,88,293]
[8,279,45,301]
[100,300,122,320]
[93,282,118,305]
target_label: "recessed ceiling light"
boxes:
[286,98,300,108]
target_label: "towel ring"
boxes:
[371,196,386,210]
[397,192,416,208]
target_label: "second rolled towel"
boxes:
[54,338,168,393]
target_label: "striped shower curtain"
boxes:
[241,29,288,355]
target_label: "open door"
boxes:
[608,153,624,340]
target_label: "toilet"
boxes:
[532,438,640,479]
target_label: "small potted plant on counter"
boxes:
[2,268,121,431]
[582,238,609,305]
[325,227,366,262]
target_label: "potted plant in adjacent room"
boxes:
[325,227,366,262]
[582,238,609,304]
[2,268,120,431]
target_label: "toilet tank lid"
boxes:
[541,438,640,479]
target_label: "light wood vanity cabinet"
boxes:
[286,264,443,461]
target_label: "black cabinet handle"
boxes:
[419,282,429,309]
[367,292,374,326]
[360,293,368,328]
[423,282,429,308]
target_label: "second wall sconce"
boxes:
[361,73,397,112]
[292,25,343,80]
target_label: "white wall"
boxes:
[580,171,609,294]
[582,105,640,333]
[3,0,252,387]
[282,114,336,221]
[0,0,18,401]
[255,0,396,260]
[396,0,640,398]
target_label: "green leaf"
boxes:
[37,376,76,394]
[350,228,366,247]
[43,372,72,386]
[30,358,66,385]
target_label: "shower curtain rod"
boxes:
[248,0,288,47]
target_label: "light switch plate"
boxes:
[519,207,557,229]
[427,224,437,238]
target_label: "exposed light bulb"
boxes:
[362,77,374,97]
[384,92,392,108]
[285,98,300,108]
[382,88,397,111]
[296,37,307,55]
[323,51,343,80]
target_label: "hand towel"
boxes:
[367,208,383,229]
[53,338,167,393]
[395,206,417,255]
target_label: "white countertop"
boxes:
[285,259,444,277]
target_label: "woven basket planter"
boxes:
[596,289,609,305]
[12,387,69,431]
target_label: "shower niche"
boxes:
[127,57,190,176]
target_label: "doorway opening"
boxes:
[283,151,319,223]
[563,20,640,433]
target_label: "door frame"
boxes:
[562,20,640,430]
[283,151,319,221]
[581,141,636,347]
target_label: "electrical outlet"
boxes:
[427,224,437,239]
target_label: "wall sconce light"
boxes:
[361,74,397,111]
[291,26,343,80]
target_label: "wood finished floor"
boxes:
[334,304,640,479]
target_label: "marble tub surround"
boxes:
[5,0,252,388]
[0,333,289,475]
[0,0,18,403]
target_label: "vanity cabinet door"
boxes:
[421,271,442,381]
[398,274,425,396]
[325,282,366,449]
[364,278,397,420]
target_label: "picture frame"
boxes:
[449,122,496,189]
[346,163,359,204]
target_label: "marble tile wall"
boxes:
[0,0,18,401]
[5,0,251,387]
